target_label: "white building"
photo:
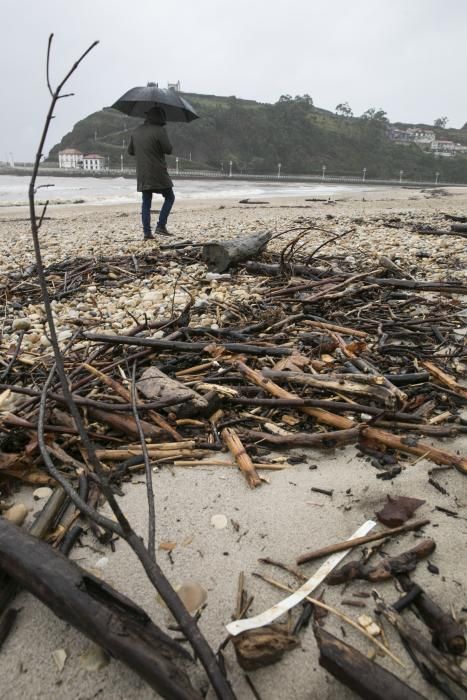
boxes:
[58,148,83,168]
[167,80,181,92]
[410,128,436,144]
[82,153,105,171]
[431,140,457,155]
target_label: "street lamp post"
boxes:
[278,162,282,179]
[229,160,233,177]
[362,167,367,182]
[399,169,403,184]
[435,171,440,185]
[120,154,123,172]
[322,165,326,181]
[176,157,179,175]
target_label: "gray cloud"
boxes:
[2,0,466,161]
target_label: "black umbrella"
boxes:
[111,82,199,122]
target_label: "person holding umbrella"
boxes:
[127,106,174,239]
[113,82,199,241]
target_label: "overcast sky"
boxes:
[2,0,466,161]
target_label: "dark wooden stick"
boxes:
[83,332,292,357]
[397,574,466,655]
[24,36,236,700]
[315,627,427,700]
[326,539,436,585]
[377,597,467,691]
[297,519,431,565]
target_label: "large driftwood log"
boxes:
[315,627,427,700]
[0,519,200,700]
[137,367,208,418]
[202,232,271,272]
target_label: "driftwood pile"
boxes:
[1,231,467,698]
[2,235,467,489]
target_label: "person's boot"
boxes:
[155,224,171,236]
[143,232,155,240]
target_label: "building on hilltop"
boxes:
[431,140,467,156]
[388,127,435,146]
[167,80,181,92]
[83,153,106,171]
[409,128,435,144]
[58,148,83,168]
[387,127,413,143]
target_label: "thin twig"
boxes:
[131,361,156,559]
[27,34,235,700]
[306,228,355,261]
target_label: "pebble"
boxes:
[175,582,208,613]
[3,503,28,526]
[12,317,31,331]
[95,556,109,569]
[33,487,53,500]
[211,513,228,529]
[51,649,67,672]
[80,644,110,672]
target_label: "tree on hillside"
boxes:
[360,108,389,123]
[335,102,353,118]
[434,116,448,128]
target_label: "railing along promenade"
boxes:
[1,164,466,188]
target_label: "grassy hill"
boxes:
[48,92,467,181]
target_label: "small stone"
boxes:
[80,644,110,671]
[366,622,381,637]
[357,614,373,629]
[211,513,228,529]
[33,487,53,500]
[52,648,67,672]
[175,582,207,613]
[12,318,31,331]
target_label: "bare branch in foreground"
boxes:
[24,33,236,700]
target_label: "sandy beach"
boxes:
[1,184,466,700]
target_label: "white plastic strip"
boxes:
[226,519,376,636]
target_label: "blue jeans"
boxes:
[141,188,175,234]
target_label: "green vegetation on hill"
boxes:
[48,93,467,181]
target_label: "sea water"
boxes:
[0,174,374,207]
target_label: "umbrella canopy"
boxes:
[111,83,199,123]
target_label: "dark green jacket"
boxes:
[127,122,173,191]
